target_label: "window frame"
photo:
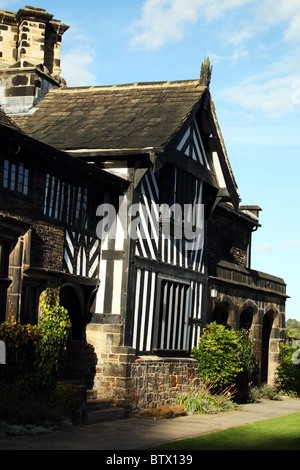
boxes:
[3,159,30,196]
[43,172,90,230]
[152,274,191,353]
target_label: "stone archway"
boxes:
[261,310,274,383]
[239,301,257,332]
[239,309,253,332]
[60,284,84,340]
[212,301,231,327]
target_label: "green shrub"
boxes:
[191,322,256,399]
[37,290,71,393]
[276,341,300,396]
[0,289,71,400]
[177,380,237,414]
[248,384,281,402]
[0,322,40,397]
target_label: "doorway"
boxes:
[261,311,274,383]
[60,285,84,340]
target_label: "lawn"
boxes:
[152,412,300,450]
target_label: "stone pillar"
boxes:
[86,323,135,408]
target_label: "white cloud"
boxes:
[220,50,300,117]
[210,47,248,65]
[223,73,297,117]
[129,0,300,51]
[255,0,300,40]
[222,0,300,46]
[255,240,300,253]
[129,0,252,50]
[61,48,97,87]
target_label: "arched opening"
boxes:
[60,285,84,340]
[239,309,253,332]
[212,301,230,327]
[261,310,274,383]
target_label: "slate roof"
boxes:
[12,80,206,152]
[0,106,22,131]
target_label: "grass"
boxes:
[152,412,300,450]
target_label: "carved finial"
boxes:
[200,57,213,86]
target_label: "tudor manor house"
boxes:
[0,6,287,415]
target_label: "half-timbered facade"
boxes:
[10,75,282,409]
[0,106,125,344]
[1,7,287,413]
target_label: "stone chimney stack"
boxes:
[0,6,69,114]
[0,10,18,66]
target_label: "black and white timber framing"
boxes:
[10,79,241,358]
[93,88,239,357]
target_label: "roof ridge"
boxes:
[49,79,203,93]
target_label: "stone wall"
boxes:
[86,323,200,413]
[128,357,200,414]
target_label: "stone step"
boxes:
[86,399,125,424]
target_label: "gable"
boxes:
[176,117,211,169]
[163,95,239,209]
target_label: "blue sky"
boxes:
[2,0,300,319]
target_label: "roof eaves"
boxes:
[67,147,163,157]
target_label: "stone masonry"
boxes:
[0,6,69,114]
[129,357,200,414]
[85,321,200,414]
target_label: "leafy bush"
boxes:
[285,319,300,340]
[276,341,300,396]
[0,321,39,395]
[248,384,281,402]
[191,322,256,399]
[0,289,71,399]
